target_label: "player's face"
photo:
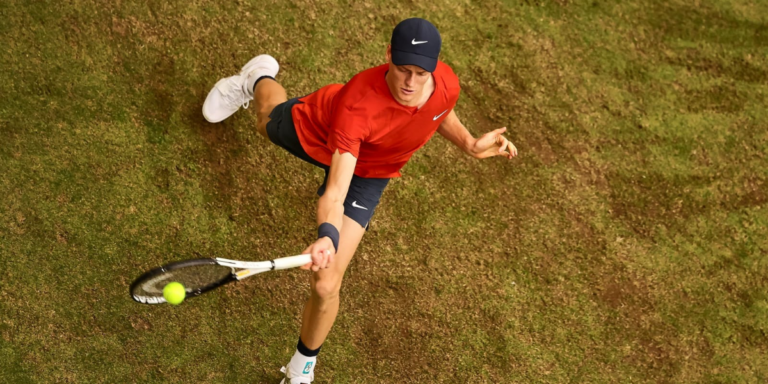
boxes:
[386,46,432,106]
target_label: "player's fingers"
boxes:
[317,249,327,269]
[311,247,325,267]
[495,128,507,142]
[312,247,323,272]
[322,249,331,269]
[498,137,509,154]
[300,245,314,269]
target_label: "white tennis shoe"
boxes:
[279,365,313,384]
[202,54,280,123]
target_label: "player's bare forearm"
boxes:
[317,193,345,231]
[303,150,357,270]
[437,109,475,155]
[437,109,518,160]
[316,150,357,232]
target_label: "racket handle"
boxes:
[273,254,313,270]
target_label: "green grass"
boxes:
[2,0,767,382]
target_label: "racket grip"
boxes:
[273,254,313,270]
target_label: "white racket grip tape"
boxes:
[273,254,312,270]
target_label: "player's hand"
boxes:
[300,236,336,272]
[470,127,518,159]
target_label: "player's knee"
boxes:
[255,107,276,139]
[311,274,342,301]
[257,103,276,122]
[256,120,269,139]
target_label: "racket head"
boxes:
[130,258,236,304]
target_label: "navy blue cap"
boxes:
[390,18,441,72]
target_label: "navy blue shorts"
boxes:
[266,97,390,229]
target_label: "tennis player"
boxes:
[202,18,517,384]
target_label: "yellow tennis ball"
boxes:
[163,282,186,305]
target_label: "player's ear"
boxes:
[386,45,392,63]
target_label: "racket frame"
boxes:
[130,254,312,304]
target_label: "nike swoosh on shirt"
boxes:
[411,39,428,45]
[351,201,368,210]
[433,110,449,120]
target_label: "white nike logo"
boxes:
[351,201,368,210]
[411,39,428,45]
[433,109,448,120]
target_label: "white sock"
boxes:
[288,349,317,378]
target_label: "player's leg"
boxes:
[301,214,366,347]
[282,215,365,383]
[252,78,287,139]
[282,176,388,383]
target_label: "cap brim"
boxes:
[391,49,437,72]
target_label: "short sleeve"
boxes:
[441,61,462,105]
[327,102,369,159]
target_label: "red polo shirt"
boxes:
[291,61,461,178]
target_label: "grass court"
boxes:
[1,0,767,382]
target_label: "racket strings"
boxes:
[133,264,234,297]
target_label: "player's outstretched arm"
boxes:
[437,109,518,160]
[301,149,357,272]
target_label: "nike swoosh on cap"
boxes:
[411,39,428,45]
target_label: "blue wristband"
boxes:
[317,222,339,252]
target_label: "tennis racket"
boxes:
[129,254,312,304]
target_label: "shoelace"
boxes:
[221,77,252,110]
